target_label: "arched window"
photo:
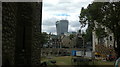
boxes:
[110,36,112,41]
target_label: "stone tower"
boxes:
[2,2,42,67]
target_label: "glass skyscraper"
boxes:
[56,20,69,35]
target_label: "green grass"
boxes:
[92,61,115,65]
[41,56,115,66]
[41,56,72,65]
[53,56,72,65]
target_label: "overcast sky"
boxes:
[42,0,94,35]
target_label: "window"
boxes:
[110,36,112,41]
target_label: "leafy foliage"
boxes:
[95,27,108,38]
[79,2,120,57]
[81,25,92,45]
[69,34,75,40]
[39,32,49,47]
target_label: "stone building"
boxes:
[2,2,42,67]
[61,35,76,48]
[92,21,116,57]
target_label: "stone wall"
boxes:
[31,2,42,66]
[2,2,17,66]
[0,1,2,67]
[41,48,83,57]
[2,2,42,67]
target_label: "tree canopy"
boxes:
[37,32,49,47]
[79,2,120,57]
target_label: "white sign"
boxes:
[76,51,83,56]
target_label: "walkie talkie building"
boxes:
[56,20,69,35]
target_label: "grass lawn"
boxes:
[41,56,115,66]
[53,56,72,65]
[41,56,72,65]
[92,61,115,65]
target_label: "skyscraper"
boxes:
[56,20,69,35]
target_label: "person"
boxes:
[115,57,120,67]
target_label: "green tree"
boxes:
[80,25,92,48]
[82,25,92,42]
[39,32,49,47]
[69,34,75,40]
[79,2,120,57]
[95,27,108,38]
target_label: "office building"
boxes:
[56,20,69,35]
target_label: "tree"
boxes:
[39,32,49,48]
[95,27,108,38]
[79,2,120,58]
[81,25,92,43]
[69,34,75,40]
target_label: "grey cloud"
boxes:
[42,25,56,33]
[68,26,80,32]
[44,1,90,14]
[43,3,54,7]
[45,27,56,33]
[42,17,58,26]
[70,21,81,27]
[58,0,72,3]
[58,2,71,4]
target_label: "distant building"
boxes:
[61,35,76,48]
[64,32,76,36]
[43,34,62,48]
[56,20,69,35]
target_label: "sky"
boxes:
[42,0,94,35]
